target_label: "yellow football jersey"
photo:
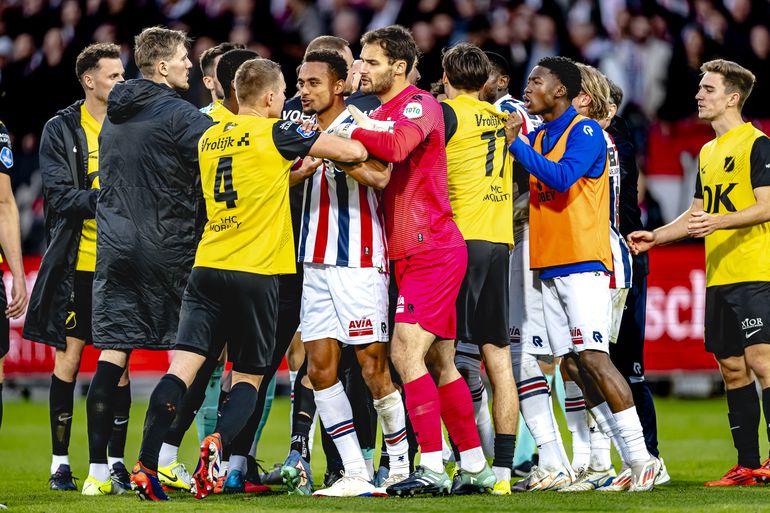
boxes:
[696,123,770,286]
[75,103,101,272]
[442,95,513,246]
[195,115,320,275]
[202,100,233,124]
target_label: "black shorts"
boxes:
[65,271,94,343]
[610,273,646,381]
[705,281,770,359]
[0,273,7,358]
[456,240,509,346]
[175,267,279,375]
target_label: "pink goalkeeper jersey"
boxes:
[366,85,465,260]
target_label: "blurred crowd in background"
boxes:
[1,0,769,254]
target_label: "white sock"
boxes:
[590,402,630,466]
[373,390,409,476]
[230,455,247,475]
[289,370,298,430]
[221,460,229,475]
[548,387,573,470]
[107,456,124,468]
[513,352,561,470]
[455,343,495,459]
[89,463,109,482]
[158,443,179,468]
[564,381,591,470]
[493,465,511,482]
[442,436,455,462]
[365,457,375,479]
[309,410,318,455]
[477,387,495,459]
[613,406,650,465]
[419,451,444,473]
[51,455,69,474]
[459,446,486,473]
[588,413,612,471]
[314,381,368,478]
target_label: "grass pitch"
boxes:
[1,395,769,512]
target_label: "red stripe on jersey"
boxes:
[313,163,330,262]
[359,186,373,268]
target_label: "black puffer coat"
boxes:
[92,79,212,349]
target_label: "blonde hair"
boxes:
[700,59,756,110]
[134,27,189,77]
[577,63,610,121]
[235,58,282,106]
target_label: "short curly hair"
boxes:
[537,56,582,101]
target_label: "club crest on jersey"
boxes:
[396,295,405,314]
[403,102,422,119]
[223,121,237,132]
[296,125,316,139]
[349,318,374,337]
[0,147,12,169]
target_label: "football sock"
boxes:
[630,381,660,458]
[86,361,124,465]
[564,380,591,470]
[763,387,770,451]
[614,406,651,465]
[290,378,316,462]
[216,382,258,448]
[51,455,69,474]
[591,401,630,466]
[373,390,409,475]
[88,463,109,482]
[229,454,248,475]
[315,381,368,478]
[456,341,495,458]
[513,414,536,466]
[403,373,443,473]
[492,433,515,481]
[195,362,224,443]
[254,374,276,445]
[138,374,187,472]
[50,374,75,458]
[108,383,131,461]
[439,377,484,472]
[588,413,613,471]
[726,383,760,469]
[158,443,179,468]
[321,421,344,473]
[164,355,219,448]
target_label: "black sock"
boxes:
[164,355,219,447]
[108,383,131,460]
[215,382,258,447]
[290,381,316,462]
[379,438,389,469]
[86,361,124,464]
[630,381,660,458]
[726,383,760,469]
[50,374,76,457]
[492,434,516,470]
[138,374,187,471]
[762,388,770,454]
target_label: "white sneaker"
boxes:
[598,466,631,492]
[373,473,407,496]
[523,465,573,491]
[630,457,661,492]
[654,457,670,485]
[559,467,616,492]
[312,474,377,497]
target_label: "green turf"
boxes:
[1,395,769,512]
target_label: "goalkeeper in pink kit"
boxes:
[335,25,495,495]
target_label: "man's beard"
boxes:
[364,72,395,96]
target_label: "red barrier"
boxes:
[4,246,716,378]
[644,243,716,373]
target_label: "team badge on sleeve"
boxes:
[0,146,12,169]
[296,125,316,139]
[403,102,423,119]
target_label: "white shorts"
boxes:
[541,271,611,357]
[508,233,550,357]
[609,287,629,344]
[300,263,389,345]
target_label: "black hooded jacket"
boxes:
[23,101,95,348]
[92,79,212,349]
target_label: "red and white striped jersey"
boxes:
[298,110,387,269]
[604,130,632,289]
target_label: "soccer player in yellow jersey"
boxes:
[629,59,770,486]
[439,43,515,494]
[23,43,127,494]
[131,57,370,501]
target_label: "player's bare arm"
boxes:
[289,156,323,187]
[0,173,27,318]
[336,159,392,190]
[688,186,770,237]
[627,198,704,254]
[307,133,368,164]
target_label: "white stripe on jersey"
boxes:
[604,130,632,289]
[298,109,387,269]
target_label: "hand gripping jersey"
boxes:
[351,84,465,260]
[695,123,770,287]
[604,130,632,289]
[298,110,387,269]
[442,95,512,246]
[196,115,320,275]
